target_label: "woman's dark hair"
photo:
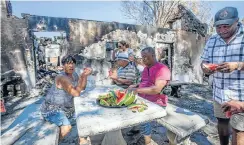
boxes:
[119,40,127,46]
[61,55,76,65]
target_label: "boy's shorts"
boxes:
[44,111,75,127]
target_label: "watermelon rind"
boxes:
[98,94,111,99]
[123,93,136,106]
[116,93,127,106]
[100,99,110,106]
[127,104,148,109]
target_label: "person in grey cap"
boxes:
[201,7,244,145]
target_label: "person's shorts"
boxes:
[230,113,244,131]
[214,101,244,131]
[43,111,75,127]
[213,101,227,119]
[140,122,152,136]
[140,106,166,136]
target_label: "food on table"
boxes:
[127,102,148,113]
[98,90,141,108]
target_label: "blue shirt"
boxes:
[201,23,244,104]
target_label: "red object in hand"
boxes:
[0,100,6,113]
[225,111,232,118]
[204,64,218,71]
[109,70,112,76]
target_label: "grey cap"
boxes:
[214,7,239,27]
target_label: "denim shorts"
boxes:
[140,106,166,136]
[140,122,152,136]
[43,111,75,127]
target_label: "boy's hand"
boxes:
[82,67,92,76]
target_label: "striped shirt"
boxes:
[201,23,244,104]
[116,63,136,88]
[115,48,134,58]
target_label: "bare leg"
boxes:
[217,118,230,145]
[59,125,72,141]
[144,135,151,145]
[232,128,244,145]
[79,137,89,145]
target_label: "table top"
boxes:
[74,85,167,137]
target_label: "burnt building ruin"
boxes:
[1,1,207,100]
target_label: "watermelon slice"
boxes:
[109,90,117,99]
[115,90,126,99]
[123,92,136,106]
[127,104,148,109]
[138,107,145,112]
[116,93,127,106]
[100,99,110,106]
[127,103,148,112]
[98,94,111,99]
[203,63,218,71]
[225,111,232,118]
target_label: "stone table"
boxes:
[74,85,167,144]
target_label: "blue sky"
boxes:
[11,1,244,25]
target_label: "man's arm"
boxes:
[239,62,244,70]
[57,68,92,97]
[113,78,133,85]
[217,62,244,72]
[57,75,87,97]
[135,80,167,95]
[200,40,213,74]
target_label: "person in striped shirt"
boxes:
[110,52,137,89]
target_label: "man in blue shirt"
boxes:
[201,7,244,145]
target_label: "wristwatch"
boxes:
[237,62,243,71]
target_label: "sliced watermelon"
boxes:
[116,92,127,106]
[109,90,117,99]
[203,63,218,71]
[127,103,148,109]
[114,90,126,98]
[128,103,148,112]
[123,93,136,106]
[225,111,232,118]
[100,99,110,106]
[98,94,111,99]
[138,107,145,112]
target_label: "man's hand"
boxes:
[127,88,138,94]
[110,75,118,80]
[82,67,92,76]
[216,62,238,73]
[128,84,138,89]
[221,100,244,114]
[201,63,216,74]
